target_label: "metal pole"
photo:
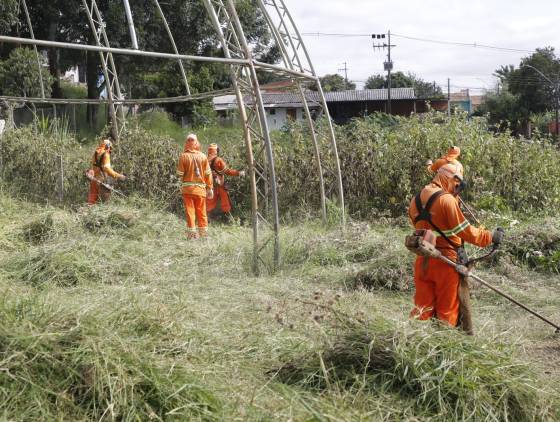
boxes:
[20,0,46,99]
[58,154,64,202]
[225,0,281,271]
[554,87,560,142]
[447,77,451,116]
[387,30,391,115]
[201,0,260,274]
[438,254,560,332]
[256,0,327,223]
[274,0,346,226]
[122,0,139,49]
[152,0,191,95]
[0,36,313,79]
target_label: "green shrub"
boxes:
[0,126,86,204]
[274,112,560,217]
[4,112,560,220]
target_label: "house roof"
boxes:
[213,88,416,110]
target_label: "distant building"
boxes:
[62,65,86,84]
[214,87,424,128]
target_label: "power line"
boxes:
[391,33,535,53]
[301,31,538,53]
[302,32,371,38]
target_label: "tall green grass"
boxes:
[0,192,558,420]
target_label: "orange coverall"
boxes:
[87,142,124,205]
[177,137,213,238]
[408,164,492,327]
[206,147,240,214]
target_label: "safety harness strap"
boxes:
[414,190,456,249]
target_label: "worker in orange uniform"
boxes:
[206,143,245,219]
[177,134,213,239]
[86,138,126,205]
[426,145,463,176]
[408,162,504,328]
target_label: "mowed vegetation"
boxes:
[1,112,560,420]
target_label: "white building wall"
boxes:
[265,107,306,131]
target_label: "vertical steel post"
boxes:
[201,0,263,273]
[224,0,280,269]
[152,0,191,95]
[21,0,46,99]
[256,0,327,223]
[122,0,139,49]
[273,0,345,225]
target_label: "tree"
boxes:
[480,48,560,134]
[0,0,19,33]
[474,91,527,133]
[365,71,443,98]
[0,48,54,97]
[6,0,279,127]
[506,48,560,115]
[310,74,356,92]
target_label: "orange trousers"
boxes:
[410,256,460,327]
[87,180,110,204]
[182,193,208,237]
[206,186,232,213]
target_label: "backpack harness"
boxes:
[413,190,468,263]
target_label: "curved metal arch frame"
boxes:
[152,0,191,96]
[0,0,345,274]
[82,0,126,141]
[201,0,281,274]
[258,0,346,226]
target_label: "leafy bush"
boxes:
[274,112,560,217]
[503,218,560,272]
[4,112,560,220]
[0,125,86,204]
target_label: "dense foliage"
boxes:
[274,112,560,218]
[364,71,443,98]
[0,48,54,97]
[3,112,560,219]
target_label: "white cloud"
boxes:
[286,0,560,93]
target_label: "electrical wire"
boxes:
[301,31,539,54]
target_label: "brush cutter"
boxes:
[85,173,126,197]
[406,232,560,333]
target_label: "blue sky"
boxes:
[287,0,560,93]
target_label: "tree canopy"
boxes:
[364,71,443,98]
[309,74,356,92]
[476,47,560,134]
[0,0,279,125]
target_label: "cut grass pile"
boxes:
[273,304,555,421]
[0,297,221,421]
[0,191,558,420]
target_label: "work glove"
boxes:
[239,170,246,177]
[492,227,505,245]
[207,188,214,200]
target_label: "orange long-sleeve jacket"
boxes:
[409,183,492,261]
[210,156,240,186]
[91,144,123,180]
[177,138,213,197]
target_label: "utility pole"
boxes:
[372,30,396,114]
[447,78,451,116]
[338,62,349,90]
